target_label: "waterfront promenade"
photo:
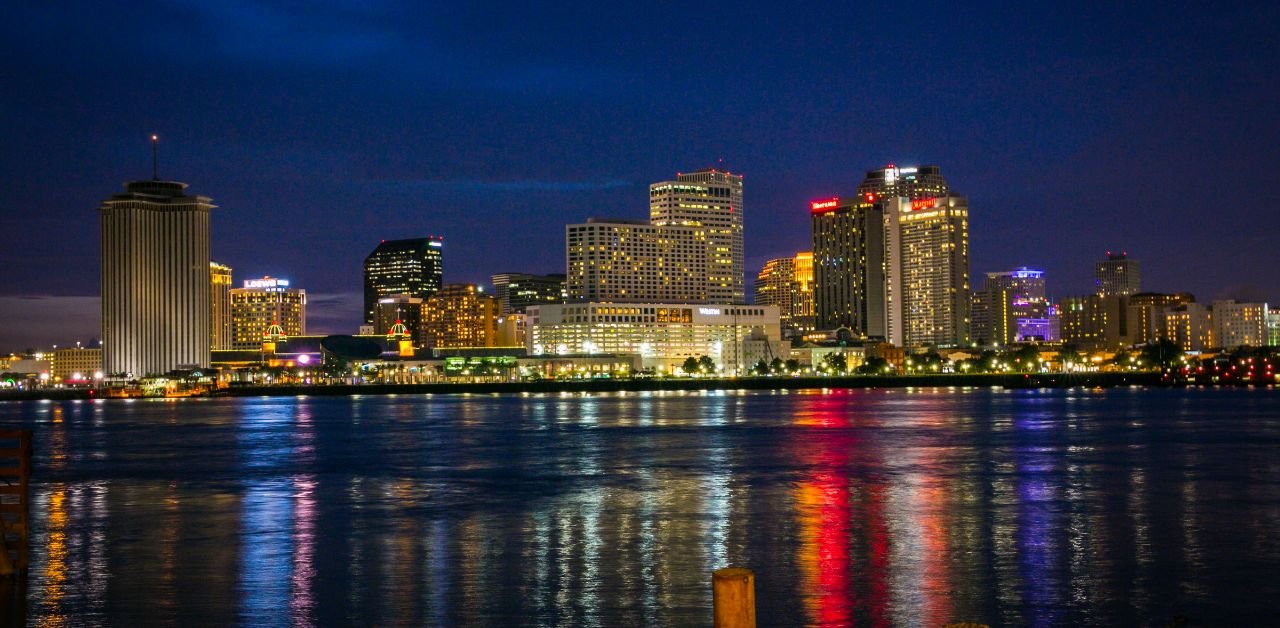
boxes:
[0,372,1171,401]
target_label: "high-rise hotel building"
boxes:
[210,261,233,351]
[812,197,889,337]
[100,179,213,376]
[811,165,970,348]
[856,165,950,200]
[230,277,307,349]
[566,219,709,303]
[890,195,970,347]
[363,237,443,325]
[650,169,744,304]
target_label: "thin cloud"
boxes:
[374,178,631,193]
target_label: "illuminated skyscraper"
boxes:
[100,179,213,376]
[230,277,307,350]
[811,197,889,337]
[566,219,709,303]
[363,237,443,324]
[650,169,744,304]
[755,252,816,338]
[754,257,793,314]
[792,252,815,334]
[856,165,950,201]
[888,195,971,347]
[210,261,233,351]
[1095,252,1141,296]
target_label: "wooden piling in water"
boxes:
[0,430,31,577]
[712,567,755,628]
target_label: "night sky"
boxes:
[3,1,1278,350]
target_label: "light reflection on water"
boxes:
[5,388,1280,625]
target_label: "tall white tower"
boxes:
[100,175,214,377]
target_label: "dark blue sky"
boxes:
[2,1,1278,349]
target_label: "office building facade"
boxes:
[424,284,498,349]
[51,347,102,383]
[650,169,744,304]
[754,256,794,328]
[100,179,213,376]
[363,237,443,325]
[972,268,1047,346]
[230,277,307,350]
[1127,292,1195,344]
[374,294,425,346]
[1160,302,1213,351]
[1211,300,1269,349]
[210,261,233,351]
[491,272,565,314]
[1095,252,1141,296]
[566,219,709,304]
[754,251,816,337]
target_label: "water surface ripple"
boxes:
[4,387,1279,626]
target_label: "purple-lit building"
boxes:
[1016,304,1061,342]
[973,267,1050,346]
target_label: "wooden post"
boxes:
[712,567,755,628]
[0,430,31,577]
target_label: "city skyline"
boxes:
[3,2,1279,350]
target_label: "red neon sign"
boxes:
[810,197,839,213]
[910,197,937,211]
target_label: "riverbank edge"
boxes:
[0,372,1174,401]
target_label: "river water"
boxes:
[2,387,1279,626]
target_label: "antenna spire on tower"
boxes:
[151,134,158,180]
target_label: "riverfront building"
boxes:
[526,302,782,375]
[566,219,709,304]
[363,237,443,325]
[51,347,102,383]
[100,179,214,376]
[650,169,745,304]
[230,277,307,350]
